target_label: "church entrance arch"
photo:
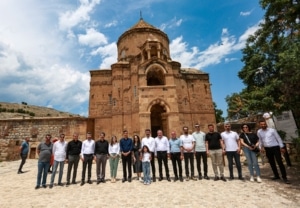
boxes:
[150,104,167,138]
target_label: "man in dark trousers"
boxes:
[257,120,290,184]
[94,132,109,184]
[169,131,183,182]
[66,133,82,185]
[80,132,95,186]
[120,130,133,183]
[18,137,30,174]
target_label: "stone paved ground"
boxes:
[0,158,299,208]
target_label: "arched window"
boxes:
[150,46,157,58]
[147,67,165,86]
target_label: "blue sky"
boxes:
[0,0,264,117]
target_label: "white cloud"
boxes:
[170,36,199,67]
[91,43,118,69]
[160,17,183,31]
[0,0,90,115]
[105,20,118,28]
[59,0,101,31]
[240,10,252,16]
[225,58,238,63]
[170,23,260,69]
[234,23,261,50]
[78,28,108,47]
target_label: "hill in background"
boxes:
[0,102,82,119]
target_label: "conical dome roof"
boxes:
[129,18,157,30]
[117,18,169,45]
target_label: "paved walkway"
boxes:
[0,158,299,208]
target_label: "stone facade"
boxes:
[0,117,91,161]
[89,18,216,138]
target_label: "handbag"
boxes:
[244,133,260,153]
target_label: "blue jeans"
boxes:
[142,162,151,183]
[226,151,242,178]
[50,160,65,184]
[37,162,50,186]
[243,147,261,176]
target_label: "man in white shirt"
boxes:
[155,130,171,182]
[180,126,196,181]
[221,123,243,180]
[257,120,290,184]
[49,134,67,188]
[192,124,209,180]
[141,129,156,182]
[80,132,95,186]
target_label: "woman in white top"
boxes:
[108,136,120,183]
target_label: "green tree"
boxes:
[213,102,225,123]
[227,0,300,126]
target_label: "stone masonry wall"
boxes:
[0,117,90,161]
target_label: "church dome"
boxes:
[117,18,170,60]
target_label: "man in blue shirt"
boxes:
[18,137,30,174]
[120,130,133,182]
[169,131,183,182]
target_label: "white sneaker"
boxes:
[139,178,143,182]
[257,176,262,183]
[250,176,254,182]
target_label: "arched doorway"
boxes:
[150,104,167,138]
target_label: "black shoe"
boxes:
[48,171,52,173]
[174,177,178,182]
[66,182,70,186]
[97,181,101,185]
[214,176,219,181]
[158,177,163,181]
[191,176,197,181]
[220,176,227,182]
[122,178,127,183]
[229,177,234,181]
[198,175,203,180]
[80,182,85,186]
[58,183,64,186]
[42,185,47,188]
[283,179,290,184]
[102,179,106,183]
[272,176,280,180]
[152,177,156,182]
[18,170,24,174]
[179,177,184,182]
[49,184,53,189]
[128,178,132,183]
[167,177,171,182]
[238,176,245,181]
[72,181,77,185]
[204,175,210,180]
[35,186,40,189]
[87,180,92,184]
[186,176,190,181]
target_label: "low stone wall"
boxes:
[0,117,91,161]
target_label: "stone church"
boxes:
[89,18,216,138]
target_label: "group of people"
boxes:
[17,119,290,189]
